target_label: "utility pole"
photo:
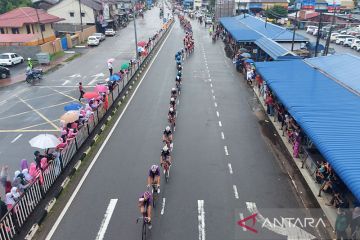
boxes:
[291,9,299,51]
[34,6,45,44]
[79,0,83,32]
[132,0,139,66]
[314,11,323,57]
[265,6,268,28]
[324,2,336,55]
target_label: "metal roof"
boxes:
[255,59,360,201]
[255,37,300,60]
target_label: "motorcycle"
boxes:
[26,68,43,84]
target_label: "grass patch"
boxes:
[64,53,81,62]
[50,51,65,61]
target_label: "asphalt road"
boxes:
[0,8,164,173]
[42,18,325,240]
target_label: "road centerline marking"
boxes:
[161,198,166,215]
[228,163,233,174]
[233,185,239,199]
[198,200,206,240]
[221,131,225,139]
[214,102,217,107]
[95,199,118,240]
[218,121,222,127]
[224,145,229,156]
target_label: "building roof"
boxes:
[255,37,300,60]
[0,34,37,43]
[239,0,288,2]
[220,15,308,42]
[0,7,63,28]
[81,0,102,11]
[255,58,360,201]
[305,54,360,95]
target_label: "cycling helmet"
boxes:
[144,191,152,199]
[163,145,169,152]
[169,107,174,112]
[176,76,180,80]
[171,87,176,92]
[170,98,175,102]
[165,126,171,132]
[27,58,31,61]
[151,165,158,172]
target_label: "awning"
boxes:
[220,17,261,42]
[305,54,360,95]
[255,37,301,60]
[255,59,360,201]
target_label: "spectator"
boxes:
[10,187,20,201]
[0,196,7,219]
[78,82,84,102]
[265,92,274,116]
[351,203,360,236]
[4,193,15,210]
[107,61,113,76]
[335,208,349,240]
[34,151,43,169]
[20,159,28,171]
[22,169,32,182]
[0,166,12,194]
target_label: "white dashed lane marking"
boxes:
[228,163,233,174]
[224,145,229,155]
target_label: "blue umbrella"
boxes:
[64,103,82,111]
[109,74,121,82]
[244,59,254,63]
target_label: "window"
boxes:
[11,28,19,34]
[81,12,85,17]
[69,11,75,17]
[26,24,31,34]
[40,24,45,32]
[0,28,4,34]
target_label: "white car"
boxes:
[351,39,360,49]
[93,33,105,41]
[205,17,212,24]
[87,36,100,46]
[335,35,353,45]
[306,25,318,34]
[330,33,340,42]
[0,53,24,66]
[343,37,356,47]
[105,28,116,36]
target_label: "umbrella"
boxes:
[109,74,121,82]
[60,110,80,124]
[107,58,115,63]
[239,48,248,52]
[137,41,147,47]
[29,134,61,149]
[83,92,99,99]
[241,53,251,58]
[244,59,254,63]
[64,103,82,111]
[121,63,129,70]
[137,47,145,52]
[94,84,108,93]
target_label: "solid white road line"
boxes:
[198,200,206,240]
[216,111,219,118]
[224,146,229,156]
[45,25,174,240]
[218,121,222,127]
[62,80,70,86]
[161,198,166,215]
[95,199,118,240]
[233,185,239,199]
[214,102,217,108]
[11,134,23,143]
[228,163,233,174]
[221,131,225,140]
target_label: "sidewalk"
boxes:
[0,52,78,88]
[251,83,338,230]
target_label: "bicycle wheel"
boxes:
[142,220,146,240]
[152,188,157,208]
[165,169,169,182]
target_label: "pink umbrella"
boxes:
[107,58,115,63]
[94,85,108,93]
[83,92,99,99]
[137,41,147,47]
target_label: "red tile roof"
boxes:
[0,34,38,43]
[0,7,63,28]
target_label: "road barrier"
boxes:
[0,18,174,240]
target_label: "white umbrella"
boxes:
[29,134,61,149]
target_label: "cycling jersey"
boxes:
[139,194,152,207]
[148,168,160,178]
[168,111,176,117]
[161,150,170,159]
[163,130,173,136]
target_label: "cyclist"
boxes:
[160,145,172,167]
[177,63,182,72]
[168,107,176,128]
[138,191,153,228]
[177,70,182,78]
[170,97,176,110]
[171,87,177,99]
[162,125,173,146]
[176,75,182,87]
[147,165,160,193]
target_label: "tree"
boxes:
[0,0,33,14]
[265,5,288,20]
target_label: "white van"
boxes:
[306,25,318,34]
[343,37,356,47]
[330,33,340,42]
[335,35,354,45]
[351,39,360,49]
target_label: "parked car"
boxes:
[330,32,340,42]
[205,16,212,24]
[343,37,356,47]
[335,35,354,45]
[306,25,318,34]
[0,53,24,66]
[87,36,100,46]
[105,28,116,36]
[351,39,360,49]
[93,33,105,41]
[0,66,10,79]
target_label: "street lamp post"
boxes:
[132,0,139,67]
[324,1,337,55]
